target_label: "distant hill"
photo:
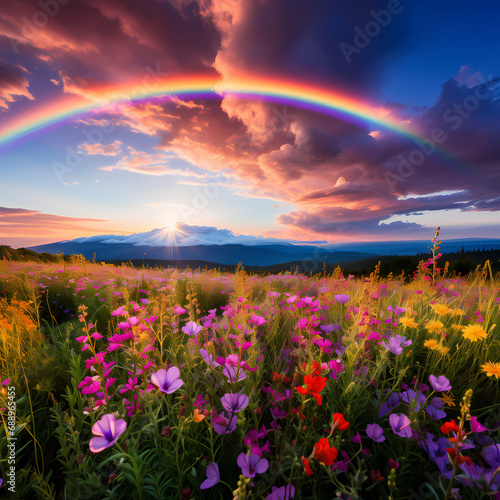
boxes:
[3,244,498,279]
[28,241,375,267]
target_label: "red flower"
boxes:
[313,438,337,465]
[301,456,314,476]
[370,470,385,483]
[296,374,327,405]
[272,371,281,382]
[332,412,350,431]
[310,361,323,377]
[282,375,293,384]
[441,420,460,434]
[446,448,473,466]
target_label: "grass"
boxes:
[0,245,499,499]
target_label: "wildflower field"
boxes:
[0,251,499,499]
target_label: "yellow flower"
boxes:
[440,392,455,407]
[400,316,418,329]
[424,339,439,350]
[431,304,453,315]
[454,309,464,316]
[425,320,444,334]
[437,345,450,355]
[450,324,463,332]
[193,409,205,422]
[481,361,500,379]
[462,324,487,342]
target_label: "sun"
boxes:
[166,222,178,233]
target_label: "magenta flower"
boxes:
[429,375,451,392]
[173,305,187,315]
[237,452,269,478]
[366,423,385,442]
[334,294,350,304]
[470,416,489,433]
[111,306,125,316]
[78,376,101,395]
[200,462,220,490]
[221,393,249,413]
[89,414,127,453]
[389,413,412,438]
[182,321,202,336]
[251,315,267,327]
[151,367,183,394]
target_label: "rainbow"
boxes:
[0,75,451,159]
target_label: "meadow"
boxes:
[0,241,499,499]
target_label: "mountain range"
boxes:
[26,226,500,267]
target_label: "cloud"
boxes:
[1,1,500,242]
[98,148,208,177]
[71,223,326,247]
[0,60,34,109]
[0,206,110,247]
[78,140,123,156]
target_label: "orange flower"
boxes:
[301,456,314,476]
[296,373,327,405]
[313,438,337,465]
[193,409,205,422]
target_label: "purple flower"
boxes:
[222,365,246,382]
[366,423,385,442]
[400,389,426,412]
[389,413,412,438]
[379,392,401,418]
[221,393,249,413]
[334,294,350,304]
[89,414,127,453]
[429,375,451,392]
[212,409,238,435]
[200,462,220,490]
[0,478,3,487]
[199,348,220,367]
[425,397,447,419]
[482,444,500,468]
[151,367,183,394]
[382,335,412,355]
[237,452,269,478]
[182,321,202,336]
[266,485,295,500]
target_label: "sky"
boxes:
[1,0,500,248]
